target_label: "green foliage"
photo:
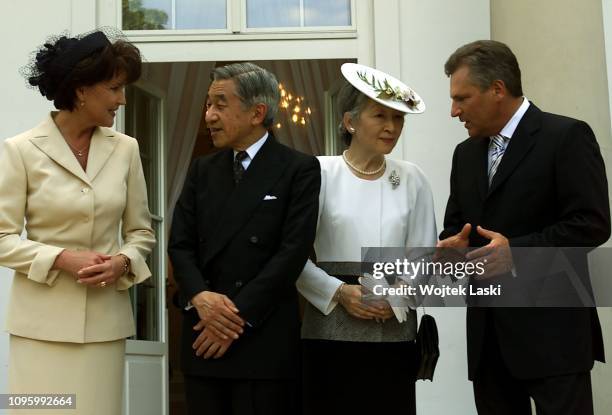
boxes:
[122,0,169,30]
[356,70,419,109]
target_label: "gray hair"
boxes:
[444,40,523,97]
[336,80,369,146]
[211,62,280,128]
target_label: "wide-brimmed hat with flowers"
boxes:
[341,62,426,114]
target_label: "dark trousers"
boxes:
[184,375,298,415]
[302,339,416,415]
[473,327,593,415]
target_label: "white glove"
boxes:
[359,273,415,323]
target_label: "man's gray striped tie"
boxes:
[488,134,508,185]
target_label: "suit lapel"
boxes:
[487,104,541,195]
[203,137,289,265]
[205,149,235,226]
[470,137,490,201]
[87,127,119,182]
[29,114,91,185]
[28,114,119,184]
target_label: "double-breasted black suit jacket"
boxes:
[440,103,610,380]
[168,136,320,379]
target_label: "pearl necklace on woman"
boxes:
[342,150,386,175]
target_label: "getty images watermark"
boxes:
[356,246,611,307]
[369,257,501,298]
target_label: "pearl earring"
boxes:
[348,127,355,133]
[80,101,85,107]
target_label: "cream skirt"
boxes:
[8,335,125,415]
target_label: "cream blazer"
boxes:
[0,113,156,343]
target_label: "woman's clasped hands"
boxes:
[337,284,394,322]
[53,249,126,287]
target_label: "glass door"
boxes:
[120,83,168,415]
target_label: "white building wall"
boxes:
[606,0,612,131]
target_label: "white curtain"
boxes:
[261,59,346,155]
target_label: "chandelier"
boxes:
[275,83,312,129]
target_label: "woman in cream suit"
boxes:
[0,30,155,414]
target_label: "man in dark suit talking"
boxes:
[168,62,320,415]
[438,40,610,414]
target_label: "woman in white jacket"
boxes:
[297,63,437,415]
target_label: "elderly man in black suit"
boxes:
[168,62,320,415]
[438,40,610,415]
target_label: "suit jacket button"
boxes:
[204,279,211,285]
[235,280,243,288]
[199,237,205,243]
[249,236,258,244]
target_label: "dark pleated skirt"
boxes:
[301,339,417,415]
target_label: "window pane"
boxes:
[176,0,226,29]
[304,0,350,26]
[247,0,300,28]
[123,0,172,30]
[123,0,227,30]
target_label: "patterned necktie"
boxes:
[233,151,248,184]
[488,134,508,185]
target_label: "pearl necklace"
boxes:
[342,150,386,175]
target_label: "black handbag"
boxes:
[414,312,439,381]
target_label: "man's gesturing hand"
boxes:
[466,226,513,279]
[191,291,245,340]
[436,223,472,250]
[434,223,471,270]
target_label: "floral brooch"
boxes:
[388,170,400,189]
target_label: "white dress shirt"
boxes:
[488,97,531,170]
[234,132,268,169]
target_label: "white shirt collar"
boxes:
[234,132,268,170]
[498,97,530,139]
